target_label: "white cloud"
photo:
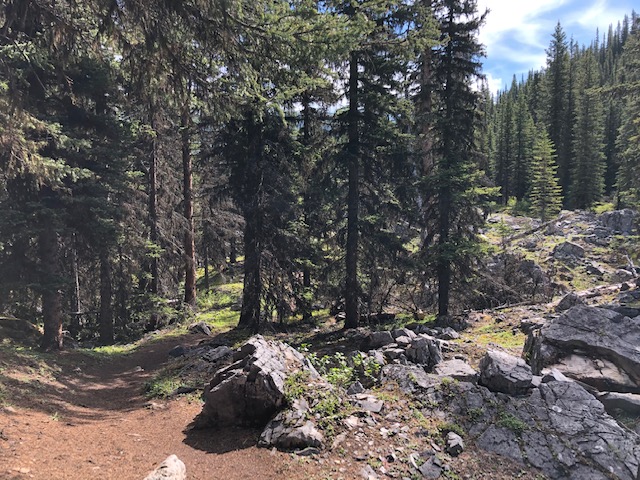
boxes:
[477,0,569,50]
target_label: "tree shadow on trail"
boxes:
[0,332,209,422]
[182,424,264,455]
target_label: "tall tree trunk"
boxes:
[181,93,197,307]
[229,238,237,264]
[98,249,114,345]
[345,51,360,329]
[39,226,63,350]
[117,245,128,335]
[238,112,263,331]
[69,234,81,339]
[203,240,210,291]
[147,107,160,330]
[301,95,312,323]
[437,189,451,320]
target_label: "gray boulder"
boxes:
[553,242,585,260]
[597,392,640,416]
[194,335,319,428]
[445,432,464,456]
[434,359,478,383]
[441,380,640,480]
[555,292,585,312]
[478,350,533,395]
[143,455,186,480]
[600,209,637,235]
[259,398,324,450]
[188,321,212,336]
[367,331,395,349]
[406,335,442,369]
[524,306,640,392]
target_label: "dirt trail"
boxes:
[0,335,317,480]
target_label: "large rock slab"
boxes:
[437,380,640,480]
[259,398,324,450]
[479,350,533,395]
[600,209,637,235]
[143,455,186,480]
[194,335,319,428]
[524,306,640,392]
[435,359,478,383]
[552,242,585,260]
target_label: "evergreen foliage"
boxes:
[529,129,563,221]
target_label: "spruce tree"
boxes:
[616,20,640,207]
[529,129,563,221]
[570,48,605,209]
[422,0,487,322]
[544,23,572,198]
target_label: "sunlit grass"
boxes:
[469,323,526,350]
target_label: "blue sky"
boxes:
[476,0,637,94]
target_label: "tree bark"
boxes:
[69,234,81,339]
[181,92,197,307]
[238,112,263,331]
[345,51,360,329]
[98,249,114,345]
[147,106,160,330]
[39,226,63,350]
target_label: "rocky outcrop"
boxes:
[434,359,478,382]
[524,305,640,392]
[478,350,533,395]
[143,455,186,480]
[426,378,640,480]
[600,209,637,235]
[361,329,444,370]
[555,292,585,312]
[552,241,585,260]
[259,398,324,450]
[194,335,320,428]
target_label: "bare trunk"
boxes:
[238,112,262,331]
[98,249,114,345]
[147,107,159,330]
[39,226,63,350]
[69,234,81,338]
[181,94,197,307]
[345,51,360,329]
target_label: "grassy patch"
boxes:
[497,411,528,434]
[470,323,526,350]
[144,374,182,398]
[197,307,240,328]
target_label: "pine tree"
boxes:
[422,0,487,321]
[545,23,572,198]
[529,129,563,221]
[616,20,640,207]
[570,47,605,209]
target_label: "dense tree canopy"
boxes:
[0,1,637,348]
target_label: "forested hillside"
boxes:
[0,1,638,350]
[488,12,640,213]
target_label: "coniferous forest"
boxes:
[1,1,639,351]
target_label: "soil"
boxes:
[0,331,540,480]
[0,334,320,480]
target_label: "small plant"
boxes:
[144,375,181,398]
[50,411,60,422]
[284,370,311,402]
[497,411,528,434]
[466,407,484,421]
[438,422,465,438]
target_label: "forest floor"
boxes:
[0,332,332,480]
[0,210,636,480]
[0,322,541,480]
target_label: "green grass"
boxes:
[470,323,526,350]
[197,307,240,328]
[144,374,183,398]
